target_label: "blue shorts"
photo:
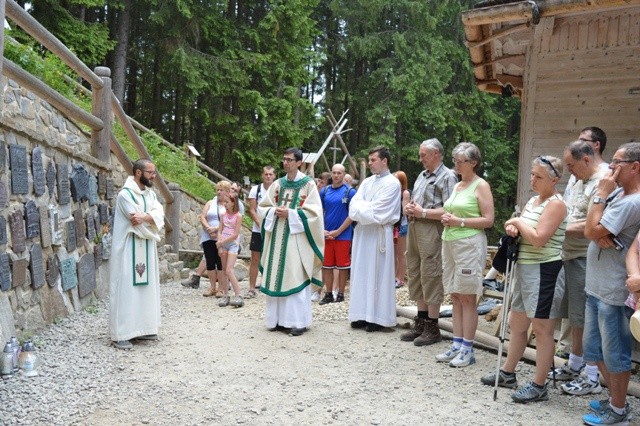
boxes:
[220,241,240,255]
[583,294,633,373]
[398,224,408,237]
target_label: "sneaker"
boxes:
[218,296,230,307]
[547,362,584,380]
[562,375,603,396]
[229,295,244,307]
[319,292,334,305]
[511,381,549,403]
[583,404,631,425]
[243,289,257,299]
[480,369,518,389]
[112,340,133,350]
[435,345,460,363]
[311,291,321,302]
[449,349,475,368]
[335,292,345,303]
[589,399,630,414]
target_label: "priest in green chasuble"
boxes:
[259,148,325,336]
[109,159,165,350]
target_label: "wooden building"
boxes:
[461,0,640,204]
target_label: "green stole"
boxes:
[124,188,150,286]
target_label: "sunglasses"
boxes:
[537,156,560,178]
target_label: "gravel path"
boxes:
[1,280,638,425]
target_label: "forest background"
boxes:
[7,0,521,240]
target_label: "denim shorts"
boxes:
[398,224,408,237]
[583,294,633,373]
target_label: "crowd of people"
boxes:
[111,127,640,426]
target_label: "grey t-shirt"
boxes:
[585,190,640,305]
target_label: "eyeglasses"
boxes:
[282,157,297,163]
[143,170,157,176]
[610,158,638,165]
[537,156,560,178]
[453,159,469,165]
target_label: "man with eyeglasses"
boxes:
[581,142,640,425]
[110,159,165,350]
[258,148,324,336]
[401,138,456,345]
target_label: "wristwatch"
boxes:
[460,218,465,227]
[421,209,427,219]
[592,196,605,205]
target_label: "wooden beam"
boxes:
[465,23,530,49]
[5,0,103,88]
[496,74,524,90]
[473,54,526,70]
[327,110,360,179]
[3,58,104,130]
[461,0,640,27]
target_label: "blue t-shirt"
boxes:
[321,184,356,241]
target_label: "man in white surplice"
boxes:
[109,159,165,350]
[258,148,324,337]
[348,146,401,332]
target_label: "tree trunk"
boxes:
[113,0,132,103]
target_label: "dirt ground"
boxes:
[73,282,640,426]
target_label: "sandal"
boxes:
[215,290,224,298]
[202,288,216,297]
[395,280,405,289]
[243,289,257,299]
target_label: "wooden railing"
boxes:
[0,0,180,234]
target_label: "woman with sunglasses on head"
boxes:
[480,155,567,404]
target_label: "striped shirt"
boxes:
[518,194,567,264]
[412,163,457,213]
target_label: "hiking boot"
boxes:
[319,292,334,305]
[583,403,631,425]
[480,369,518,389]
[449,349,476,368]
[218,296,230,307]
[511,381,549,403]
[400,316,425,342]
[435,345,460,363]
[548,362,584,381]
[562,375,603,396]
[335,292,345,303]
[181,274,201,289]
[413,320,442,346]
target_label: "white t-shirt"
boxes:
[248,183,267,232]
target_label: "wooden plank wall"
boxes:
[517,8,640,204]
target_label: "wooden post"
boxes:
[165,183,181,253]
[92,66,112,164]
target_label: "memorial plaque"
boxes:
[77,254,96,298]
[98,203,109,224]
[29,244,45,289]
[102,232,112,260]
[9,144,28,195]
[86,212,96,242]
[97,172,106,196]
[73,208,86,247]
[88,175,98,206]
[46,160,56,199]
[49,205,63,246]
[94,244,103,268]
[9,210,26,253]
[0,181,7,209]
[46,255,59,287]
[0,217,6,245]
[70,164,90,202]
[105,179,114,200]
[11,258,27,288]
[60,257,77,291]
[57,162,70,205]
[39,207,51,248]
[31,147,46,197]
[24,200,40,239]
[66,220,76,252]
[0,254,11,291]
[0,141,6,173]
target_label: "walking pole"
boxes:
[493,255,514,401]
